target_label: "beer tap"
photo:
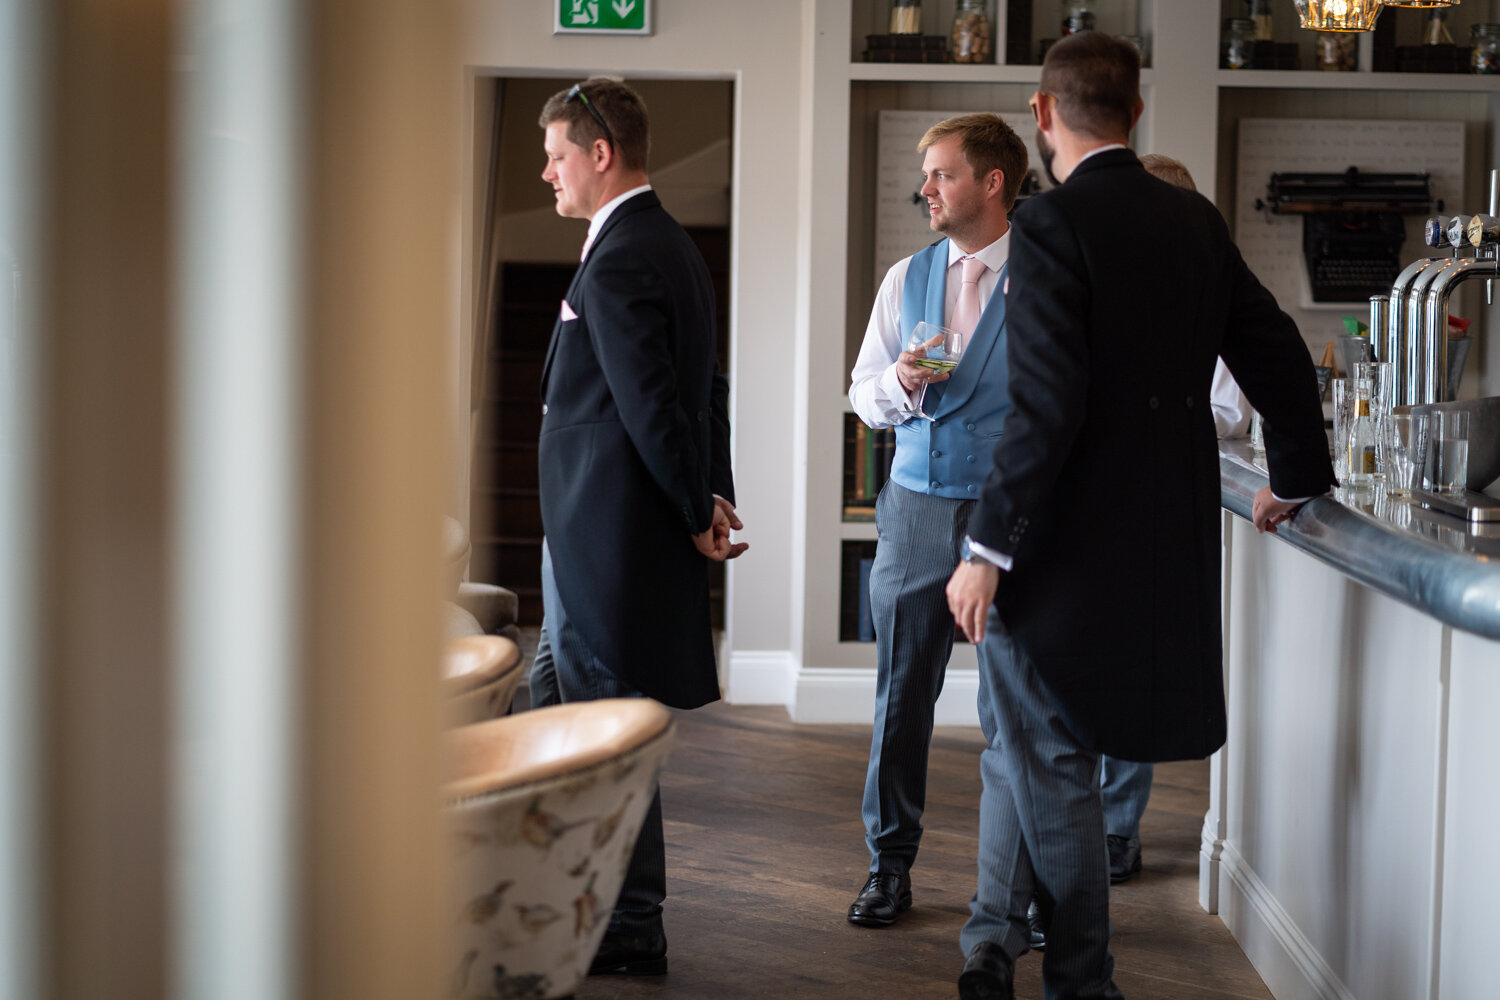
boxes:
[1397,217,1471,405]
[1421,250,1498,404]
[1380,217,1450,405]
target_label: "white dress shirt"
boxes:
[1210,358,1251,439]
[581,183,653,260]
[848,232,1011,429]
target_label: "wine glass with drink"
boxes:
[905,321,966,422]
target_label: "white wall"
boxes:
[458,0,806,665]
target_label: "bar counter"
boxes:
[1217,441,1500,640]
[1206,440,1499,1000]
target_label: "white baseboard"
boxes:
[1219,842,1356,1000]
[723,650,797,706]
[724,654,982,727]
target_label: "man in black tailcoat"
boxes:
[534,76,746,977]
[944,32,1333,1000]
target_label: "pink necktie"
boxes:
[950,256,986,339]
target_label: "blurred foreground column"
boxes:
[7,0,458,998]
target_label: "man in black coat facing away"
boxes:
[535,76,746,977]
[944,33,1333,999]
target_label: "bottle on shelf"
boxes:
[1222,17,1255,70]
[950,0,992,64]
[1061,0,1094,36]
[1248,0,1273,42]
[1471,24,1500,74]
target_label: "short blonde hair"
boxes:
[1139,153,1196,192]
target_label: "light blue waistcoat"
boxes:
[889,239,1012,500]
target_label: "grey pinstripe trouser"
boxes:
[962,608,1123,1000]
[861,480,974,875]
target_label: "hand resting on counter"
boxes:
[1252,487,1305,534]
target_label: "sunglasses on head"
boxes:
[565,83,616,150]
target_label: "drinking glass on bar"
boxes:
[1426,409,1470,496]
[1353,361,1393,416]
[1353,360,1392,482]
[1381,412,1428,501]
[1331,378,1358,484]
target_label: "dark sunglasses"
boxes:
[565,83,616,150]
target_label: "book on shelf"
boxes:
[839,539,880,643]
[856,556,875,642]
[843,412,895,518]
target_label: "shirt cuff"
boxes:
[879,365,920,417]
[964,536,1013,572]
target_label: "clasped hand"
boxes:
[896,331,951,394]
[692,496,749,562]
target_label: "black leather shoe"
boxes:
[588,927,667,976]
[846,871,912,927]
[1026,899,1047,951]
[1108,834,1142,884]
[958,941,1014,1000]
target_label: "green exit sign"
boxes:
[554,0,652,35]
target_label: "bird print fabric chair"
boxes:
[443,698,675,999]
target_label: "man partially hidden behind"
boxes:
[945,33,1333,999]
[534,76,747,977]
[846,113,1028,928]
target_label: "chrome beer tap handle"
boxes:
[1465,214,1498,249]
[1425,215,1451,249]
[1446,215,1472,251]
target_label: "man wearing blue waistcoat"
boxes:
[846,113,1030,929]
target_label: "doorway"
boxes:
[470,76,734,627]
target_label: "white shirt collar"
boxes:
[1076,143,1129,167]
[946,230,1011,274]
[582,183,653,259]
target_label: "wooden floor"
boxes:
[561,699,1272,1000]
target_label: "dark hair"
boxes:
[1039,31,1140,141]
[539,76,650,173]
[917,113,1030,210]
[1139,153,1196,192]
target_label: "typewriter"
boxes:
[1257,168,1438,303]
[1302,213,1406,303]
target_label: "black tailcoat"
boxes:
[969,150,1334,761]
[539,190,734,709]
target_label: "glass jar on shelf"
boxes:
[950,0,992,64]
[889,0,921,36]
[1315,30,1357,71]
[1062,0,1095,36]
[1221,17,1256,69]
[1471,24,1500,74]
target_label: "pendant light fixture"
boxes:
[1383,1,1458,8]
[1294,0,1385,30]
